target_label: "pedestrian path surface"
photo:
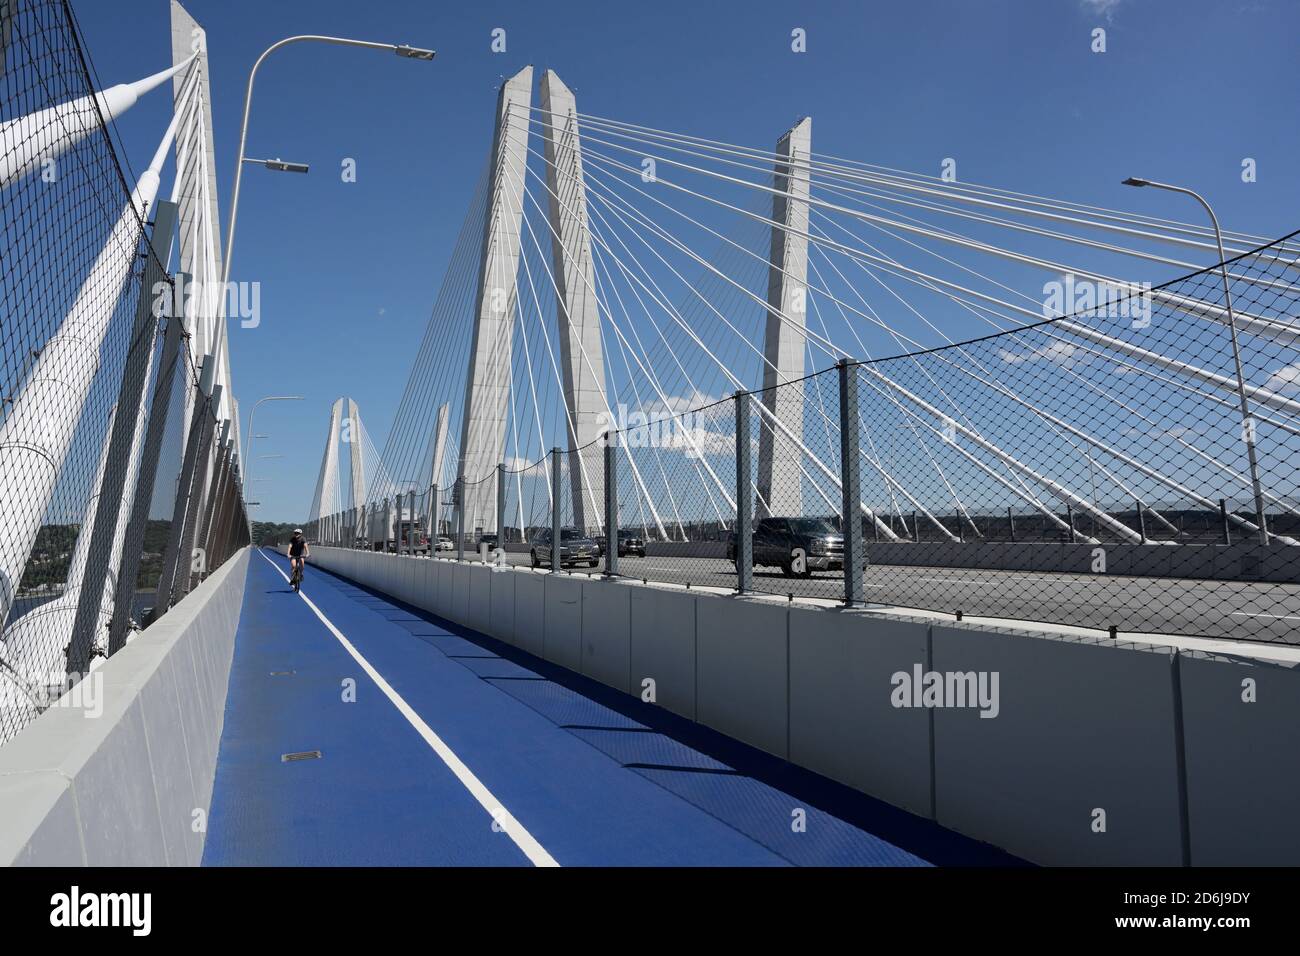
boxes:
[203,549,1022,866]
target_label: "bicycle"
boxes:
[290,559,304,592]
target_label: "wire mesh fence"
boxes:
[845,232,1300,642]
[615,395,738,589]
[744,367,847,602]
[311,231,1300,647]
[0,0,250,747]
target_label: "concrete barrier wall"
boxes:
[305,546,1297,866]
[930,624,1184,866]
[1178,649,1300,865]
[0,548,252,866]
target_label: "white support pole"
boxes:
[0,103,185,629]
[0,54,196,189]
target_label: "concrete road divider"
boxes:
[0,548,252,866]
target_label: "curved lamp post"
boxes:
[1123,177,1268,544]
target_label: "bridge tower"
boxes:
[346,398,366,512]
[456,65,533,538]
[539,70,609,532]
[309,398,344,530]
[756,117,812,518]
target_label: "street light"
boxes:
[1123,176,1269,543]
[243,156,309,174]
[220,35,435,302]
[245,396,303,517]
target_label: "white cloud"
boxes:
[997,340,1079,366]
[1080,0,1124,20]
[1265,362,1300,395]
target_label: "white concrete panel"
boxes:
[543,575,583,671]
[435,559,455,618]
[490,568,517,644]
[467,563,493,633]
[137,655,199,865]
[451,563,471,625]
[931,623,1184,866]
[1179,649,1300,865]
[580,577,630,693]
[72,699,168,865]
[415,559,437,613]
[788,608,933,817]
[628,585,697,720]
[513,572,545,658]
[695,595,789,758]
[0,775,83,866]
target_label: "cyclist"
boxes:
[288,528,310,591]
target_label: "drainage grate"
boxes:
[281,750,322,763]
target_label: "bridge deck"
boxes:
[202,549,1020,866]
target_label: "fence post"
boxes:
[196,422,231,564]
[551,447,562,573]
[496,463,506,560]
[1066,503,1077,543]
[605,434,618,577]
[430,486,440,547]
[1220,498,1231,546]
[153,373,219,618]
[398,491,407,555]
[838,360,865,606]
[1137,498,1147,543]
[68,200,180,669]
[455,479,465,561]
[734,391,753,594]
[384,497,393,554]
[176,387,222,601]
[107,267,190,652]
[1008,507,1016,542]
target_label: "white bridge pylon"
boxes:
[351,60,1299,555]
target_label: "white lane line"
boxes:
[257,549,558,867]
[1230,611,1300,621]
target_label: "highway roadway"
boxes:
[491,552,1300,645]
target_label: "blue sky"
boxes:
[70,0,1300,521]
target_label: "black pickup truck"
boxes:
[726,517,845,578]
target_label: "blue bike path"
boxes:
[202,549,1021,867]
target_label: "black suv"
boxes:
[617,531,645,557]
[727,517,844,577]
[530,528,600,568]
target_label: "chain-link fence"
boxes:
[313,230,1300,646]
[0,0,250,747]
[613,396,738,589]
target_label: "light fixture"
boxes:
[244,157,310,174]
[394,45,436,60]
